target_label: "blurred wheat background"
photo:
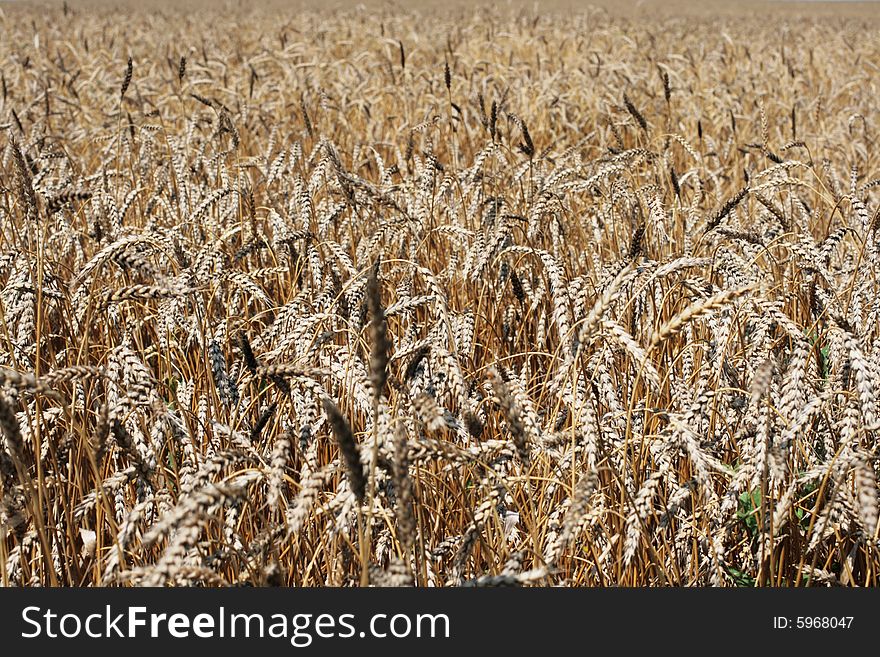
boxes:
[1,0,879,586]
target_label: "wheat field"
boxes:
[1,0,879,587]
